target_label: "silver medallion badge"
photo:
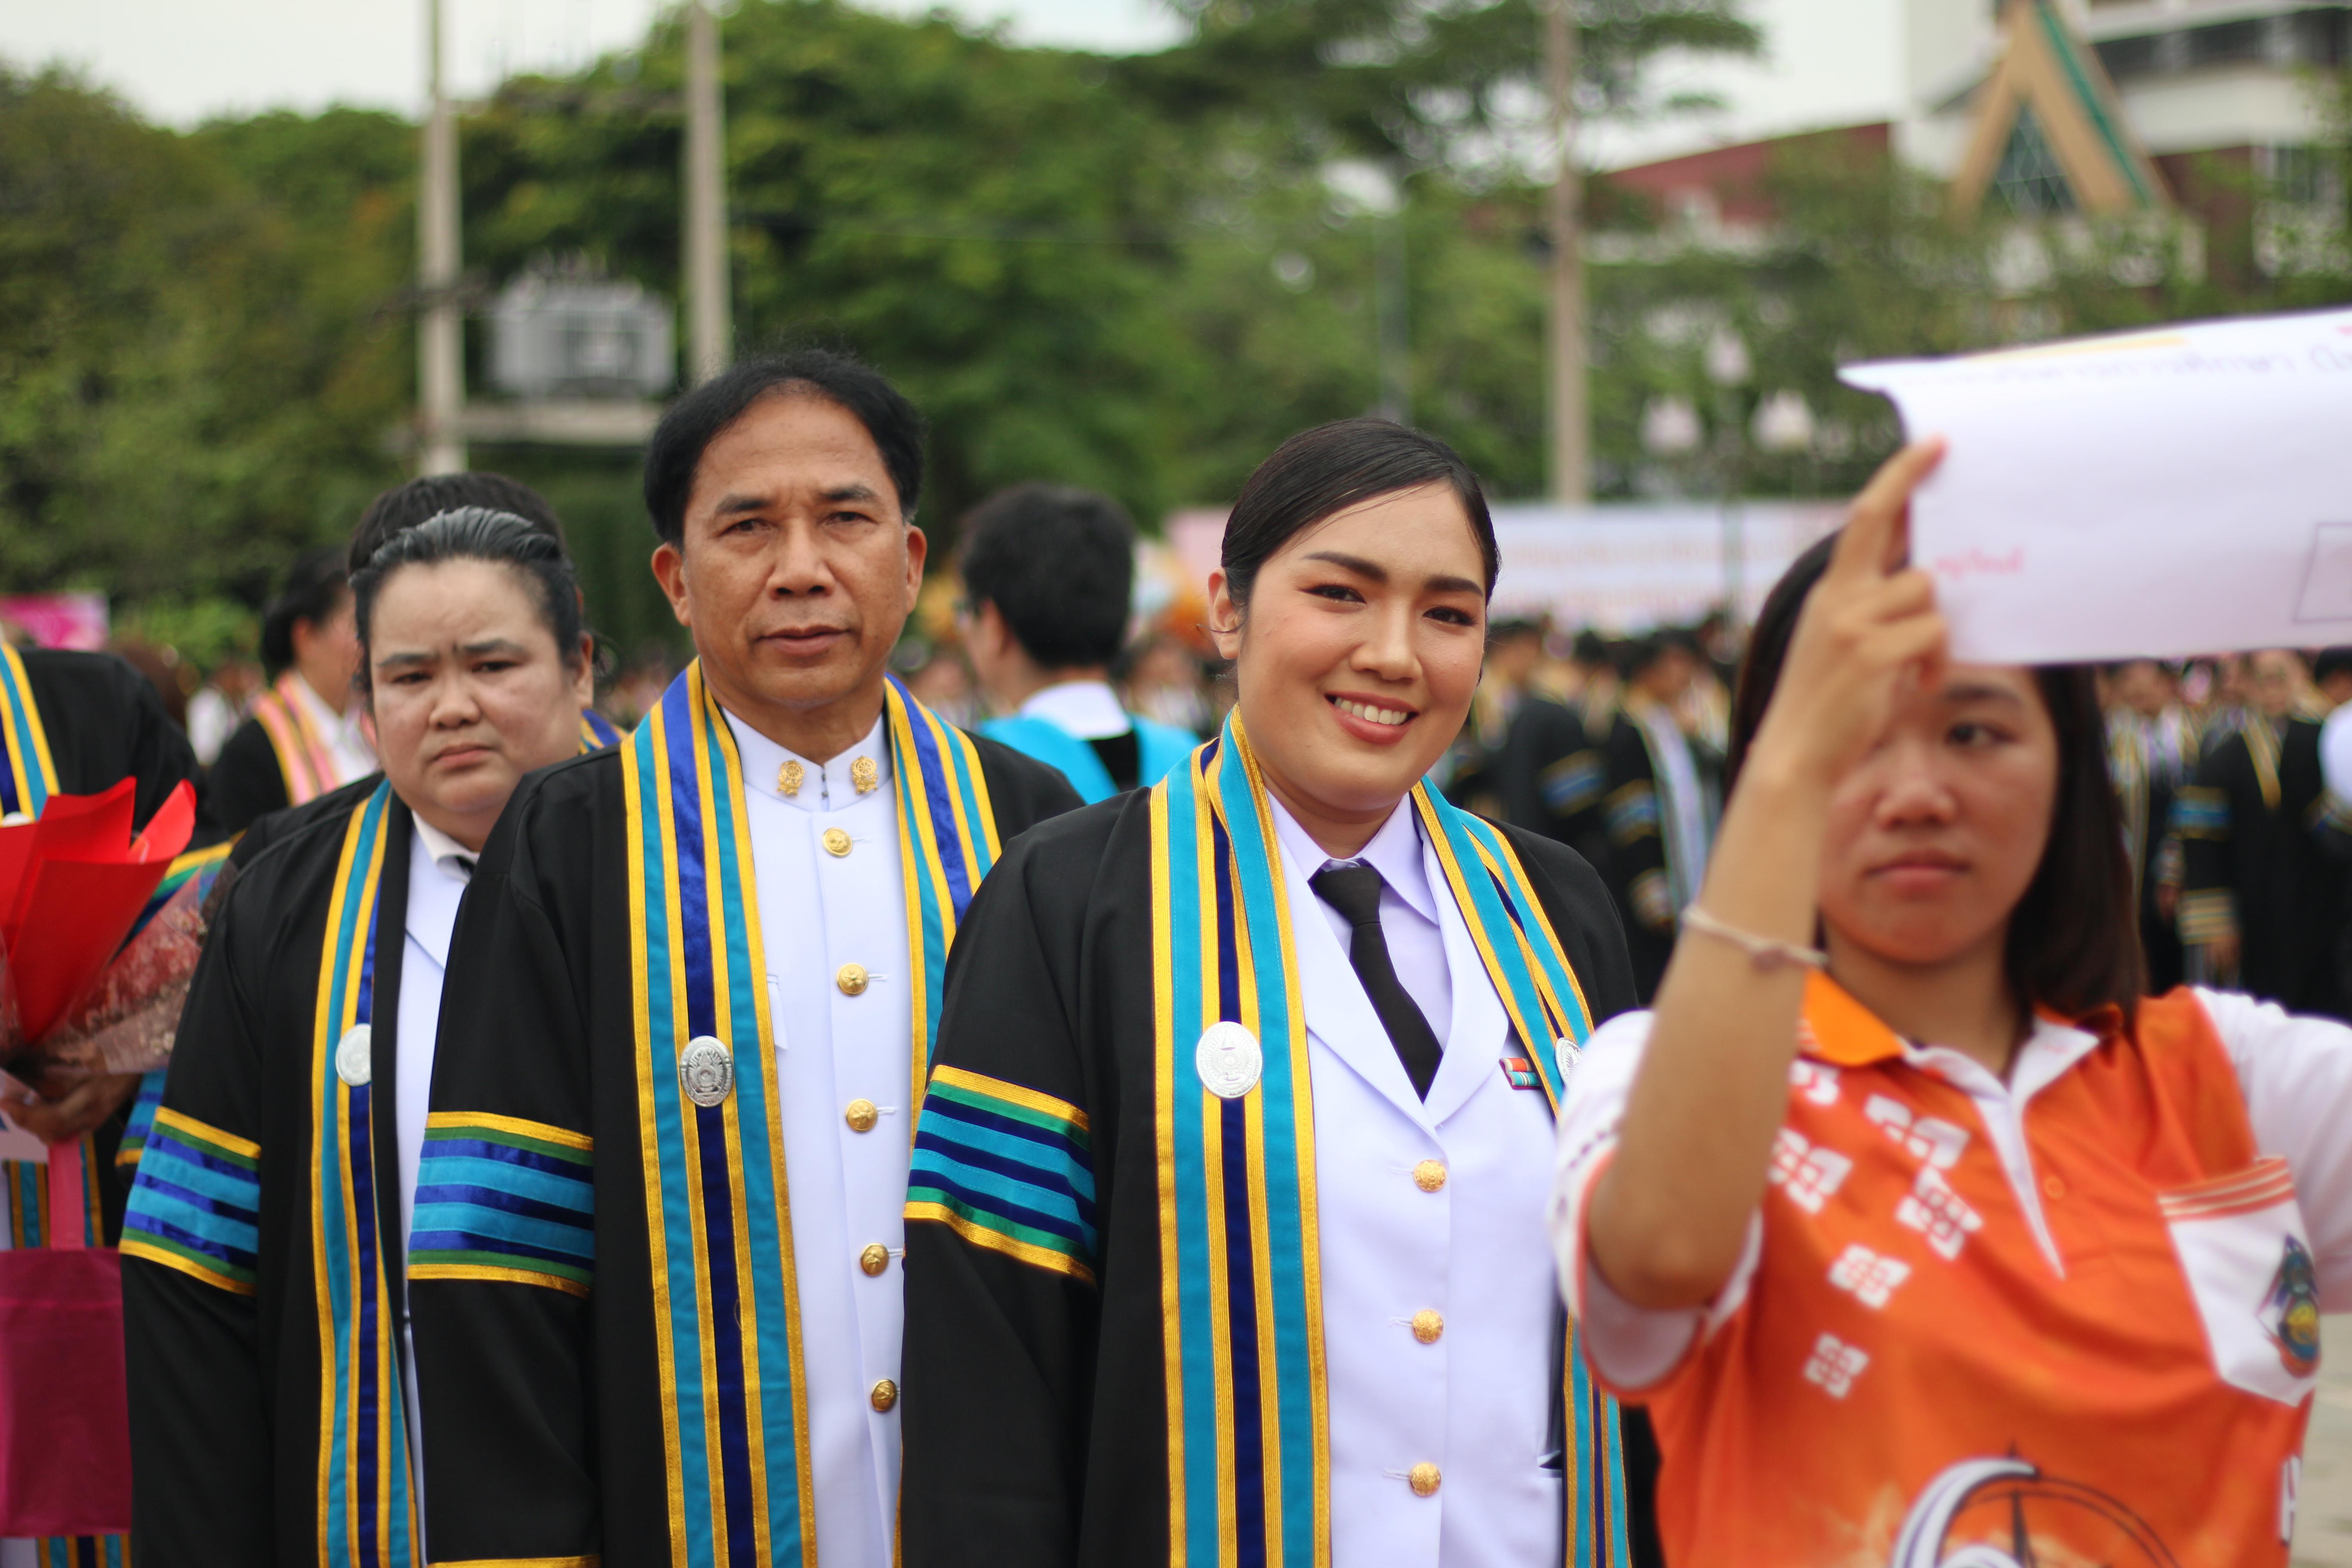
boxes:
[1556,1036,1581,1090]
[680,1035,735,1107]
[1194,1021,1262,1100]
[334,1024,373,1088]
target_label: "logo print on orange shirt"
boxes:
[2262,1235,2321,1378]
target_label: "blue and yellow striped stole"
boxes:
[301,780,420,1567]
[1148,717,1629,1568]
[124,780,421,1565]
[617,661,1001,1567]
[0,641,58,819]
[580,705,623,753]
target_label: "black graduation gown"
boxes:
[898,792,1646,1568]
[2177,717,2349,1017]
[1501,693,1611,874]
[408,736,1081,1565]
[1596,712,1715,1004]
[16,646,201,836]
[121,776,420,1566]
[204,714,296,839]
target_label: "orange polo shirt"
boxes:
[1553,977,2322,1568]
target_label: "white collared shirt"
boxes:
[1263,793,1565,1568]
[722,708,909,1568]
[1271,796,1452,1045]
[1017,678,1130,740]
[288,671,380,786]
[398,813,475,1544]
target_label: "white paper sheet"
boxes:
[1840,307,2352,664]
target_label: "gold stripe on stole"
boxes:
[1147,783,1188,1566]
[1225,724,1329,1564]
[625,701,695,1562]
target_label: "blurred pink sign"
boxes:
[0,595,107,652]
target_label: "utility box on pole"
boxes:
[487,272,675,401]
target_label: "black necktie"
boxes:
[1310,864,1442,1099]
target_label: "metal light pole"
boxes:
[417,0,466,475]
[1544,0,1587,503]
[683,0,732,386]
[1705,329,1752,622]
[1374,208,1411,424]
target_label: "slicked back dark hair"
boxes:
[959,483,1136,671]
[349,472,567,575]
[641,349,926,545]
[1221,418,1497,609]
[1727,532,2145,1023]
[260,547,351,679]
[349,508,586,695]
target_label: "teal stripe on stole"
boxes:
[893,741,951,1058]
[1162,756,1222,1563]
[632,709,717,1566]
[0,651,48,816]
[693,697,805,1555]
[1208,743,1318,1564]
[1433,802,1586,1090]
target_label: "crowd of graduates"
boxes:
[1439,621,2352,1027]
[4,351,2352,1567]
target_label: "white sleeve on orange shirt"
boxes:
[1549,1008,1764,1392]
[2196,986,2352,1310]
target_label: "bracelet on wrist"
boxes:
[1680,904,1826,972]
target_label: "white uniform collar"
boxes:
[410,814,478,882]
[722,707,893,814]
[1264,791,1439,927]
[1018,679,1130,740]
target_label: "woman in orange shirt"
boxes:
[1552,441,2349,1567]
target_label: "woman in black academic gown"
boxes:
[900,419,1654,1568]
[120,509,598,1567]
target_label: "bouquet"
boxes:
[0,779,200,1090]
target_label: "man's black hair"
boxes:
[641,349,926,545]
[259,547,350,679]
[349,473,567,575]
[2314,646,2352,688]
[959,484,1136,672]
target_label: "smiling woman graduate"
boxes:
[901,419,1645,1568]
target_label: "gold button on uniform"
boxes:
[845,1098,880,1133]
[860,1243,891,1277]
[837,963,870,996]
[1412,1160,1447,1193]
[823,826,854,858]
[1411,1309,1444,1344]
[870,1378,898,1412]
[1408,1462,1441,1498]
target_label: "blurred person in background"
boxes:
[123,509,599,1565]
[111,639,193,735]
[2313,646,2352,711]
[185,655,262,767]
[2175,647,2348,1014]
[1121,630,1211,736]
[204,547,373,836]
[1502,628,1612,871]
[2106,658,2199,992]
[960,482,1197,802]
[1601,631,1722,1001]
[1441,616,1544,819]
[904,646,978,729]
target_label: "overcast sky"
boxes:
[1,0,1898,169]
